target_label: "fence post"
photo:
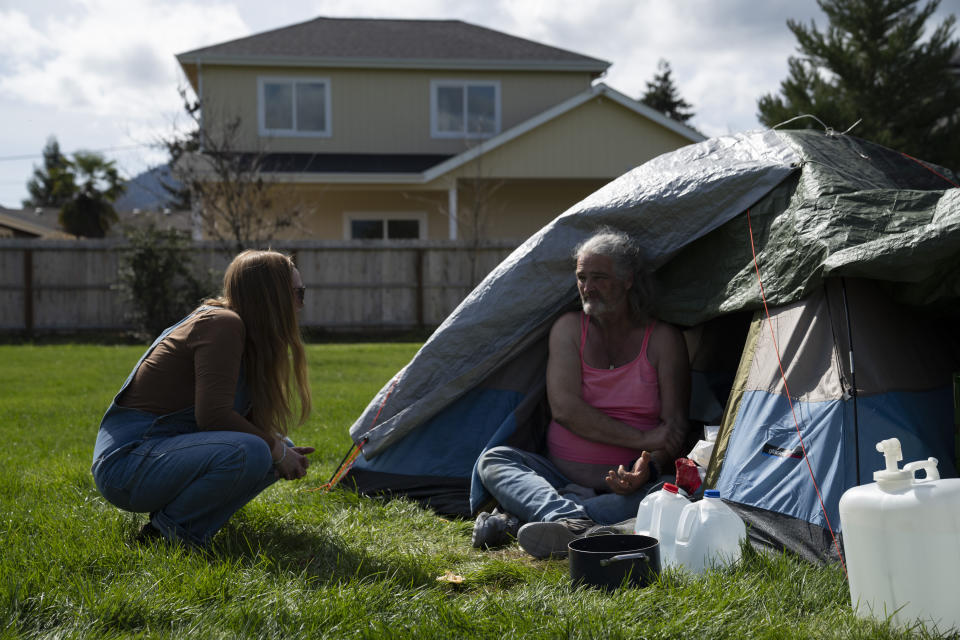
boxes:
[23,248,33,337]
[415,247,424,328]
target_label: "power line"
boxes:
[0,143,157,163]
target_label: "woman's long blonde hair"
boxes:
[207,249,311,436]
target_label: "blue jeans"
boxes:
[476,446,661,525]
[91,308,274,547]
[92,406,277,546]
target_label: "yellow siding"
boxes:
[457,179,606,241]
[267,186,451,240]
[258,179,604,242]
[442,96,695,180]
[197,65,593,154]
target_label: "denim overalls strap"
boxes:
[112,309,201,404]
[92,306,251,470]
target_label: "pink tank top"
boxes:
[547,314,661,466]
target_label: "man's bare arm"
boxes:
[646,322,691,474]
[546,313,682,453]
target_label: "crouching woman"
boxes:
[92,249,315,546]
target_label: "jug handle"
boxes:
[903,457,940,482]
[600,552,648,566]
[675,505,694,541]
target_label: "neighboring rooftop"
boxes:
[0,207,74,239]
[177,17,610,74]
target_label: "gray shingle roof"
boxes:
[0,207,74,239]
[177,17,609,72]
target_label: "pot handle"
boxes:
[599,552,648,567]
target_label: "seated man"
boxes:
[472,227,690,558]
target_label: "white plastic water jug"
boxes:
[673,489,746,574]
[633,482,689,567]
[839,437,960,633]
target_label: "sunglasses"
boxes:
[294,287,305,305]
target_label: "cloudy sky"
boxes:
[1,0,958,208]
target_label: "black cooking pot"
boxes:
[568,534,661,591]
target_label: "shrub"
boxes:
[117,224,215,340]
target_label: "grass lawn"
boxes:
[0,343,947,639]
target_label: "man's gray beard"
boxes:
[582,299,606,316]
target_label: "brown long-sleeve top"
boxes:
[117,306,277,450]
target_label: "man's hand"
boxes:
[604,451,654,495]
[275,445,315,480]
[646,422,685,457]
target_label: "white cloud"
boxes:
[1,0,248,119]
[0,9,57,92]
[0,0,260,204]
[1,0,958,207]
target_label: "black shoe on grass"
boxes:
[471,508,520,548]
[135,522,166,544]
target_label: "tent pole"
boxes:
[840,277,862,484]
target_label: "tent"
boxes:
[706,278,958,562]
[342,129,960,562]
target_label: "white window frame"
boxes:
[430,79,501,139]
[343,212,428,241]
[258,76,332,137]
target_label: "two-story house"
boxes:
[176,17,704,242]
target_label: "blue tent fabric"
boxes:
[715,387,955,533]
[348,332,551,516]
[353,388,524,478]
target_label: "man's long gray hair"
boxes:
[574,227,656,321]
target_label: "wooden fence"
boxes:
[0,239,520,335]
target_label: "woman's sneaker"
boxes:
[471,508,520,548]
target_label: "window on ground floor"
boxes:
[345,213,426,240]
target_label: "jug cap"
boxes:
[704,489,721,499]
[873,438,911,490]
[663,483,679,494]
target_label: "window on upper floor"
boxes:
[430,80,500,139]
[258,77,331,137]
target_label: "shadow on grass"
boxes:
[207,518,438,590]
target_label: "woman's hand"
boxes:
[604,451,653,495]
[273,442,315,480]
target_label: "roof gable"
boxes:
[423,83,705,181]
[177,17,609,73]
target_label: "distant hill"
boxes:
[115,165,182,212]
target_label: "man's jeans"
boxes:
[476,446,661,525]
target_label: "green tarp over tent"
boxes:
[657,131,960,326]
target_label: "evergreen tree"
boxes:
[758,0,960,170]
[23,137,75,208]
[641,59,695,124]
